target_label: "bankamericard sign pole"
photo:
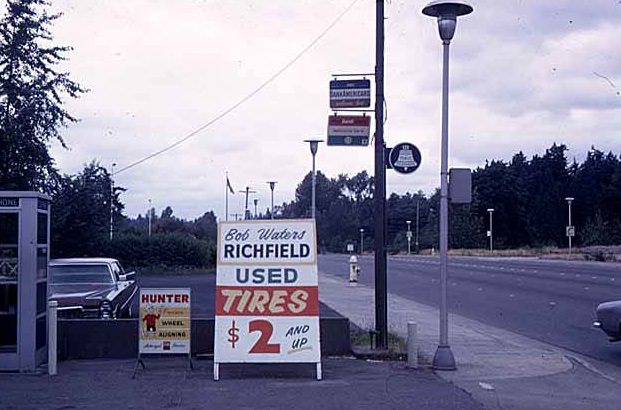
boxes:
[374,0,388,349]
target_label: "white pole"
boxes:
[109,162,116,240]
[48,300,58,376]
[407,322,418,369]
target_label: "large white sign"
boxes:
[139,288,191,354]
[214,219,321,378]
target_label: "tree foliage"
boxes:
[279,144,621,252]
[0,0,86,192]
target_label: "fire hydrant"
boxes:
[349,255,360,284]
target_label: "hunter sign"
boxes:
[214,219,321,380]
[138,288,191,354]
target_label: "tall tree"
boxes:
[0,0,86,192]
[51,162,124,257]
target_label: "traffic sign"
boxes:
[389,143,422,174]
[566,226,575,237]
[327,115,370,146]
[330,79,371,108]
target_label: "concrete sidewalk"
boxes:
[318,269,621,409]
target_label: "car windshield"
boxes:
[50,264,113,284]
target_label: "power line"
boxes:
[116,0,360,175]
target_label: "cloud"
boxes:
[36,0,621,219]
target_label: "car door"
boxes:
[110,261,134,317]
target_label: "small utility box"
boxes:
[0,192,51,372]
[449,168,472,204]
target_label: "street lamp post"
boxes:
[416,200,420,253]
[406,220,412,255]
[359,228,365,254]
[304,139,323,219]
[148,199,152,237]
[239,186,256,220]
[267,181,277,219]
[109,162,116,240]
[487,208,494,253]
[565,197,574,254]
[423,0,473,371]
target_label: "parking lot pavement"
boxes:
[0,357,484,410]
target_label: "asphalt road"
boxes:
[318,254,621,366]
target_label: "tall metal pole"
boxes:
[423,0,473,371]
[148,198,152,237]
[437,39,452,365]
[360,228,365,254]
[109,162,116,240]
[415,200,420,253]
[240,187,256,220]
[267,181,277,219]
[305,140,322,220]
[565,197,574,254]
[406,220,412,255]
[225,173,230,222]
[374,0,388,349]
[312,152,316,219]
[487,208,494,253]
[568,201,572,253]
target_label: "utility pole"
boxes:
[239,187,256,220]
[148,198,152,237]
[109,162,116,240]
[267,181,277,219]
[374,0,388,349]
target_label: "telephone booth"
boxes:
[0,192,51,371]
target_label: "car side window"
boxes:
[110,263,121,281]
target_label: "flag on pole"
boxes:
[226,176,235,195]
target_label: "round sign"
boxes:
[389,143,422,174]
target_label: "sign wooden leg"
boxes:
[316,362,322,381]
[213,362,220,381]
[132,355,145,379]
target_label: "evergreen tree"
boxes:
[0,0,86,192]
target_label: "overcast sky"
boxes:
[39,0,621,220]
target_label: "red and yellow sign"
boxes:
[214,220,321,364]
[139,288,191,354]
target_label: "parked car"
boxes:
[593,301,621,342]
[49,258,138,319]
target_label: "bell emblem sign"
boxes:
[389,142,422,174]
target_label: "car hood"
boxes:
[49,284,117,307]
[597,300,621,311]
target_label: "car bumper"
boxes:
[57,306,100,319]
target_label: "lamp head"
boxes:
[422,1,473,42]
[304,139,324,156]
[565,197,574,203]
[487,208,494,213]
